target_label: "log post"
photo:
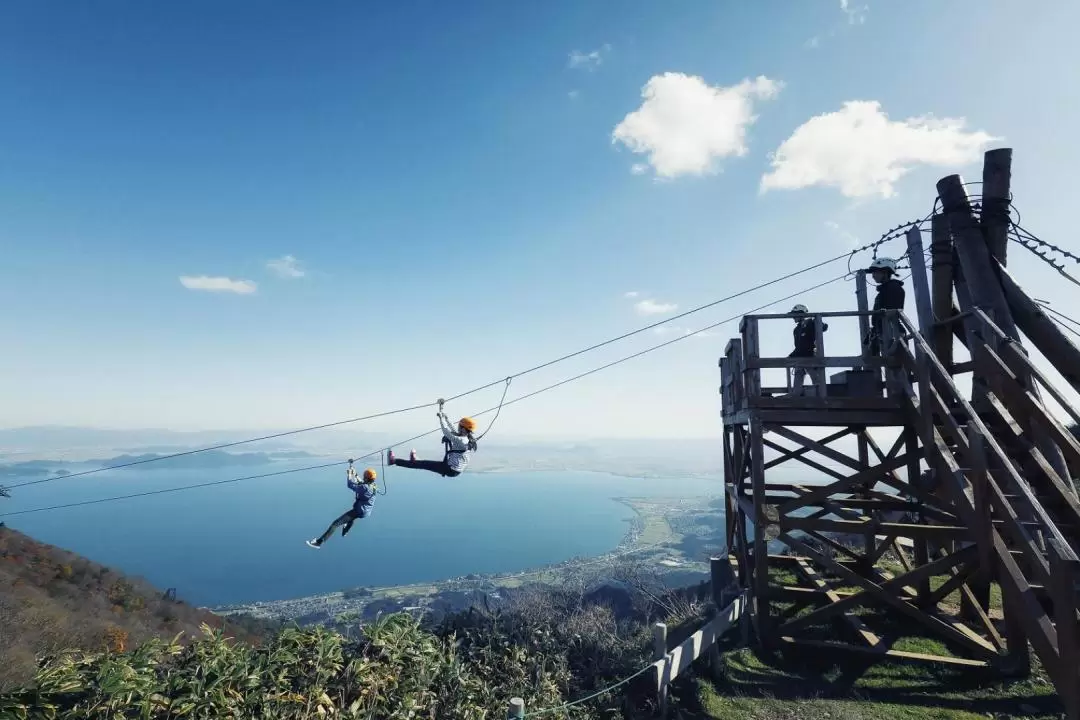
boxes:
[653,623,668,717]
[981,148,1013,266]
[507,697,525,718]
[997,261,1080,397]
[856,270,871,367]
[930,214,956,366]
[936,175,1017,340]
[906,225,935,339]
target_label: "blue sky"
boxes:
[2,0,1079,439]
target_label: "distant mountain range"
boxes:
[0,449,318,480]
[0,425,728,480]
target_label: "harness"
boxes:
[443,435,477,463]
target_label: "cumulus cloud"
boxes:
[623,291,640,298]
[179,275,257,295]
[266,254,305,279]
[567,44,611,71]
[635,298,678,315]
[612,73,782,178]
[760,100,998,198]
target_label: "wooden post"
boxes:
[749,417,769,643]
[981,148,1013,266]
[936,174,1018,340]
[997,260,1080,397]
[1050,549,1080,718]
[814,315,826,397]
[965,424,992,618]
[653,622,668,717]
[930,214,955,366]
[906,225,934,340]
[939,174,1071,485]
[507,697,525,718]
[856,270,871,366]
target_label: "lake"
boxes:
[2,462,723,606]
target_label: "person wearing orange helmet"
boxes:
[306,461,377,548]
[388,399,478,477]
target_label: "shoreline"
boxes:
[214,495,719,620]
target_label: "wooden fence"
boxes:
[507,558,747,718]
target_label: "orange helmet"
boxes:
[458,417,477,433]
[362,468,377,483]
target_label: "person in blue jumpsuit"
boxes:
[306,461,376,548]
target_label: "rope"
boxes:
[0,274,844,518]
[376,454,388,496]
[9,252,861,490]
[6,405,431,489]
[521,662,657,718]
[475,378,511,441]
[1034,300,1080,343]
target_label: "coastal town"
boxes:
[214,495,725,626]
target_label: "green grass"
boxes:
[672,642,1062,720]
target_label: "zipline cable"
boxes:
[7,246,877,489]
[0,273,845,519]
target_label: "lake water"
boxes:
[2,463,722,606]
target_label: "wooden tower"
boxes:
[720,148,1080,718]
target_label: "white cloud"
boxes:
[760,100,999,198]
[179,275,257,295]
[266,254,305,279]
[635,298,678,315]
[825,220,840,231]
[630,163,649,175]
[612,73,782,179]
[568,90,581,100]
[841,0,868,24]
[805,36,821,49]
[623,291,640,298]
[567,44,611,71]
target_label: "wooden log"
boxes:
[856,270,871,364]
[653,622,668,717]
[750,419,769,641]
[981,148,1013,266]
[997,260,1080,397]
[930,214,955,365]
[906,225,935,339]
[507,698,525,718]
[938,174,1018,338]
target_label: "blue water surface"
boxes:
[3,463,722,606]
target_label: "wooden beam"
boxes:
[763,438,847,481]
[795,558,882,648]
[906,225,935,339]
[981,148,1013,265]
[777,637,990,668]
[777,536,995,659]
[779,452,915,515]
[780,516,970,541]
[763,427,854,471]
[930,214,956,366]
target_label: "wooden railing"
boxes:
[889,309,1080,712]
[722,310,886,415]
[506,560,747,719]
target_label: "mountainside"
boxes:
[0,525,275,691]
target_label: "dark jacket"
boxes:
[872,278,905,334]
[790,317,828,358]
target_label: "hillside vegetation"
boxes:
[0,525,274,691]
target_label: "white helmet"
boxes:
[790,304,808,314]
[868,257,898,274]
